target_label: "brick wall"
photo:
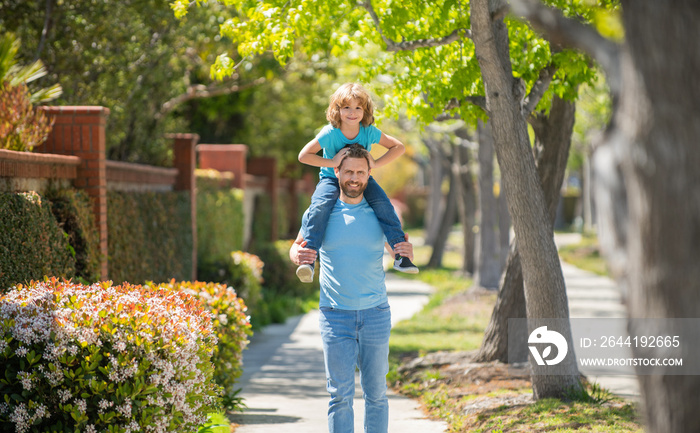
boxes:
[3,105,310,281]
[29,106,198,281]
[36,106,110,279]
[0,149,80,193]
[105,160,178,192]
[171,134,199,280]
[198,144,247,188]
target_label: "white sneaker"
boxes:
[296,264,315,283]
[393,256,419,274]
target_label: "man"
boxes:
[289,144,415,433]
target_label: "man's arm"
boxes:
[289,230,318,265]
[384,234,415,261]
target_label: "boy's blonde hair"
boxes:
[326,83,375,128]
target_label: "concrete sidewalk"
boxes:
[556,232,639,400]
[230,274,449,432]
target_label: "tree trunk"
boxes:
[532,96,577,222]
[423,137,446,247]
[497,187,511,271]
[454,141,477,274]
[474,239,528,363]
[476,119,502,288]
[35,0,55,61]
[471,0,581,398]
[594,2,700,430]
[427,166,458,268]
[474,95,576,363]
[582,154,594,232]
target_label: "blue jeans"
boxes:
[319,302,392,433]
[301,177,405,252]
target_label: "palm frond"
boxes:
[29,83,63,103]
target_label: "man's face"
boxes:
[336,156,370,199]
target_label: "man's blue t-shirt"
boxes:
[316,124,382,179]
[318,197,387,310]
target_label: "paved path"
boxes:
[556,234,640,400]
[230,274,449,432]
[230,235,638,431]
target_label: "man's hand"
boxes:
[390,233,415,261]
[290,236,318,266]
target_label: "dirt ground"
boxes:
[396,350,534,414]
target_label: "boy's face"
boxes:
[339,98,364,127]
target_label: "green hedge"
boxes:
[195,170,317,328]
[45,189,101,283]
[2,188,194,289]
[0,191,75,291]
[250,240,319,326]
[249,193,272,250]
[277,188,292,240]
[107,191,192,284]
[196,171,245,278]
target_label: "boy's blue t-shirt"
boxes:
[317,197,387,310]
[316,124,382,179]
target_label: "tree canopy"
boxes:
[172,0,615,128]
[0,0,273,164]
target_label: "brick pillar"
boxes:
[38,106,110,280]
[169,133,199,281]
[197,144,248,189]
[247,156,278,242]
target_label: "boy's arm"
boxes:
[298,138,348,168]
[372,132,406,168]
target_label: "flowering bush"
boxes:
[227,251,264,327]
[159,281,251,411]
[198,251,264,326]
[229,251,263,299]
[0,82,54,152]
[0,278,221,433]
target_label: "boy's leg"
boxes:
[298,178,340,282]
[301,177,340,251]
[363,177,405,247]
[364,177,418,274]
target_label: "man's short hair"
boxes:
[338,143,371,169]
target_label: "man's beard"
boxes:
[340,179,367,198]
